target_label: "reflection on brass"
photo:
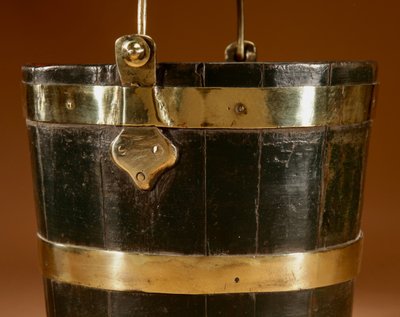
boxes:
[111,127,178,190]
[39,234,363,294]
[24,84,375,128]
[115,35,156,86]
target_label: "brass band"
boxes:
[25,84,375,129]
[39,234,363,294]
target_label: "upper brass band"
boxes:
[25,84,375,128]
[39,234,363,294]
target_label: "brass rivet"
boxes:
[122,37,151,68]
[117,145,127,156]
[235,103,247,115]
[66,100,75,110]
[152,145,163,155]
[136,172,146,182]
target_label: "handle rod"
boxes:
[137,0,147,35]
[236,0,245,61]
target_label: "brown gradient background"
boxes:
[0,0,399,316]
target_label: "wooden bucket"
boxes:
[23,58,376,316]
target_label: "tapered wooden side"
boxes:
[28,122,368,317]
[43,280,353,317]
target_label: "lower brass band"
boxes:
[39,234,363,295]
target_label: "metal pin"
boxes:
[137,0,147,35]
[236,0,245,61]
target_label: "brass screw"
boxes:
[123,37,150,68]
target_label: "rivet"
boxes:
[235,103,247,115]
[122,37,151,68]
[136,172,146,182]
[66,100,75,110]
[117,145,127,156]
[152,145,162,154]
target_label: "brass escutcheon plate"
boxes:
[111,127,178,190]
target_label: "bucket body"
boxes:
[24,62,376,317]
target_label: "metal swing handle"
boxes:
[136,0,257,62]
[116,0,257,86]
[137,0,147,36]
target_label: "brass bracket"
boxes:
[114,33,172,191]
[111,127,178,191]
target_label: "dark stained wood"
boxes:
[109,292,205,317]
[255,289,311,317]
[102,128,206,254]
[263,63,330,87]
[30,122,368,316]
[258,128,325,253]
[33,123,105,248]
[44,279,55,317]
[206,131,259,255]
[23,61,376,87]
[330,62,376,85]
[311,282,354,317]
[156,63,205,87]
[205,63,263,87]
[319,124,370,247]
[26,123,47,237]
[207,293,255,316]
[48,281,109,317]
[22,64,119,86]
